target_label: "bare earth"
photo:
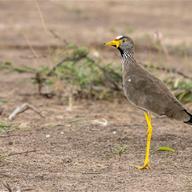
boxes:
[0,1,192,191]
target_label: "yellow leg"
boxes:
[136,112,153,170]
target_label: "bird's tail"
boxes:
[184,110,192,125]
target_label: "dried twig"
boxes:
[34,72,45,95]
[153,31,169,57]
[7,149,36,157]
[3,182,21,192]
[34,0,52,67]
[47,54,87,76]
[143,64,192,80]
[81,172,102,175]
[94,62,122,91]
[8,103,45,121]
[23,33,40,62]
[49,29,68,44]
[92,118,108,126]
[3,182,13,192]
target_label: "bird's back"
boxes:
[122,61,191,122]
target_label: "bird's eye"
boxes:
[122,39,127,43]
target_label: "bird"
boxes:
[104,35,192,170]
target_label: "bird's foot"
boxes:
[136,162,150,170]
[129,161,150,170]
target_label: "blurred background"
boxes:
[0,0,192,191]
[0,0,192,102]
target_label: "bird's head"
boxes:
[104,35,134,55]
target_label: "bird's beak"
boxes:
[104,39,121,48]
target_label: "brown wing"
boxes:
[123,64,190,122]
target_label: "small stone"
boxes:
[63,157,72,164]
[8,141,13,145]
[46,134,50,138]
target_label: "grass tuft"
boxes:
[0,121,10,133]
[112,144,128,157]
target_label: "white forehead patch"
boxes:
[115,35,123,40]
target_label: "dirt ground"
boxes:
[0,1,192,191]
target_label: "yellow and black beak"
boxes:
[104,39,121,48]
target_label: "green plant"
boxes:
[0,121,10,133]
[165,78,192,103]
[112,144,128,157]
[1,45,191,103]
[158,146,175,152]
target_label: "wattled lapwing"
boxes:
[105,35,192,169]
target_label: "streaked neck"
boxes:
[121,50,136,66]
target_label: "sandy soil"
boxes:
[0,1,192,191]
